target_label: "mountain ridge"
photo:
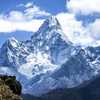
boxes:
[0,16,100,96]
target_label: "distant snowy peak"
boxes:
[0,37,29,67]
[3,37,20,48]
[39,16,62,31]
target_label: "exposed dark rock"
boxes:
[0,75,22,100]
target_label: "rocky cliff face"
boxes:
[0,75,22,100]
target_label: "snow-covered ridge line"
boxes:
[0,16,100,95]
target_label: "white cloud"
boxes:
[25,2,33,8]
[0,3,51,33]
[55,0,100,46]
[8,11,26,21]
[56,13,88,45]
[18,2,51,18]
[67,0,100,15]
[0,13,43,33]
[0,19,15,33]
[18,2,33,8]
[8,5,51,21]
[88,19,100,40]
[12,20,43,32]
[56,12,100,46]
[56,12,83,38]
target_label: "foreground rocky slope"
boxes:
[0,75,22,100]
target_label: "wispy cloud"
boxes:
[24,5,51,19]
[18,2,51,18]
[24,2,33,8]
[18,2,33,8]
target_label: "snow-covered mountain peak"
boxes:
[0,36,30,67]
[6,37,19,48]
[37,16,62,33]
[8,37,17,41]
[31,16,69,45]
[46,16,61,27]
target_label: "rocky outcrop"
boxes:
[0,75,22,100]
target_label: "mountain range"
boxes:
[0,16,100,96]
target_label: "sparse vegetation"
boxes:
[0,75,22,100]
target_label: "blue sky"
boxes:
[0,0,66,14]
[0,0,100,47]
